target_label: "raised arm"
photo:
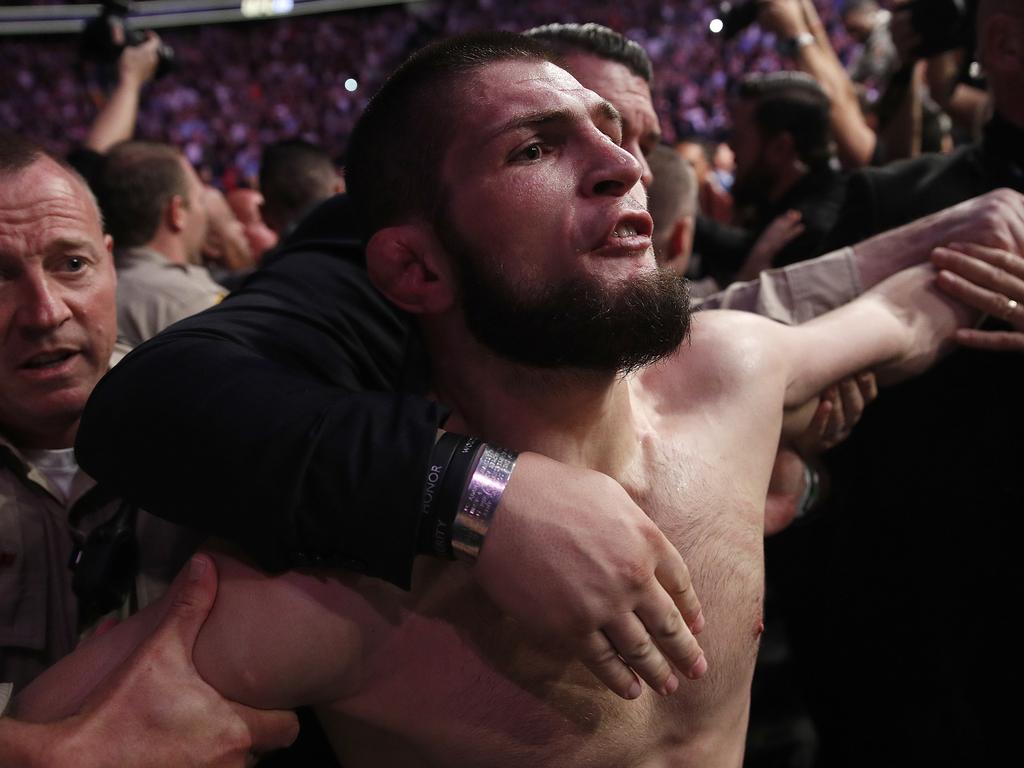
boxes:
[758,0,878,168]
[85,33,162,153]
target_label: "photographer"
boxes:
[69,2,172,188]
[85,31,162,155]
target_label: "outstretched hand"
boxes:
[474,452,706,701]
[46,555,299,767]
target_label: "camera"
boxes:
[81,0,175,79]
[714,1,761,41]
[898,0,975,58]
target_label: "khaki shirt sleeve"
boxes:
[695,247,862,325]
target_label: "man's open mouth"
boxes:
[22,350,76,370]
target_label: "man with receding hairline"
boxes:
[0,134,297,766]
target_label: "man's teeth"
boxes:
[25,351,73,369]
[613,223,639,237]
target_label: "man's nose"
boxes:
[16,275,73,331]
[583,137,645,198]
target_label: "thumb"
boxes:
[154,553,219,650]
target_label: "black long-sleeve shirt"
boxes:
[77,195,442,588]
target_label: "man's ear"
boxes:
[366,224,455,314]
[663,215,694,276]
[166,194,187,233]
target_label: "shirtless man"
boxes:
[21,33,977,766]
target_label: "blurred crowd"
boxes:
[1,0,865,187]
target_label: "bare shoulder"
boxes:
[641,309,787,405]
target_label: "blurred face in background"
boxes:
[202,186,254,271]
[227,188,278,260]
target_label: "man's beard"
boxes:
[438,214,692,375]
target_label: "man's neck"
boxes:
[2,419,78,453]
[144,233,188,266]
[429,333,648,479]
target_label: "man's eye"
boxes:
[513,143,545,162]
[65,257,85,272]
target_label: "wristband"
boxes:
[418,433,484,559]
[452,444,518,562]
[418,432,462,555]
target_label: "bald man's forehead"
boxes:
[2,158,105,240]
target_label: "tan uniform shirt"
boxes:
[115,246,226,346]
[0,439,199,691]
[0,346,200,692]
[698,247,861,323]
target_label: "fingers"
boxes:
[635,580,706,680]
[577,545,708,701]
[578,631,642,700]
[856,371,878,404]
[808,390,834,434]
[954,328,1024,352]
[156,554,219,650]
[936,268,1024,330]
[655,543,704,632]
[932,244,1024,303]
[233,704,301,755]
[598,613,679,697]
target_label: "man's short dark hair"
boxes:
[0,132,45,175]
[523,22,653,83]
[737,72,833,171]
[345,31,554,238]
[647,144,697,241]
[96,141,190,248]
[259,139,338,233]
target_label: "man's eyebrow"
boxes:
[483,100,624,145]
[593,99,624,136]
[43,237,100,257]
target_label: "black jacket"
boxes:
[694,164,847,285]
[77,195,442,588]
